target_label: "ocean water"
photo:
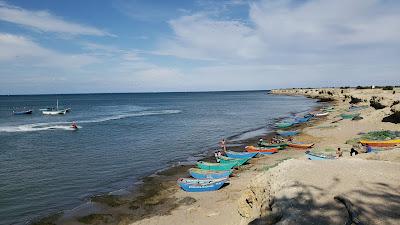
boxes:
[0,91,317,224]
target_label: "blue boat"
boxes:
[177,178,228,192]
[305,151,335,160]
[13,110,33,115]
[225,151,257,159]
[295,117,311,123]
[189,168,232,179]
[276,130,299,137]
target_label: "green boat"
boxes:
[261,142,288,149]
[196,161,237,171]
[340,113,360,119]
[218,156,249,166]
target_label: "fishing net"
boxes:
[360,131,400,140]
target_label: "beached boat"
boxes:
[359,139,400,147]
[218,156,249,166]
[245,146,278,154]
[13,110,33,115]
[305,151,335,160]
[196,161,237,171]
[188,168,232,179]
[275,122,293,128]
[295,117,311,123]
[177,177,228,192]
[288,142,314,149]
[225,151,257,159]
[260,142,288,148]
[276,130,299,137]
[315,112,329,117]
[340,113,360,119]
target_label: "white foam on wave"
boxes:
[0,109,181,133]
[79,109,181,123]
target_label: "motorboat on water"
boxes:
[13,110,33,115]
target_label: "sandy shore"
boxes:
[127,88,400,225]
[37,88,399,225]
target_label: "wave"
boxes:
[0,109,181,133]
[0,124,78,132]
[79,109,181,123]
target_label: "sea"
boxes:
[0,91,317,225]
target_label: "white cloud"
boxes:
[0,33,98,68]
[158,13,266,60]
[0,1,113,36]
[157,0,400,64]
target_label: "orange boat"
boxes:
[245,146,279,153]
[288,142,314,149]
[359,139,400,147]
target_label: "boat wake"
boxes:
[79,109,181,123]
[0,109,181,133]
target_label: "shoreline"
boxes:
[32,94,320,225]
[127,88,399,225]
[33,87,400,225]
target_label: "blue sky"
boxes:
[0,0,399,94]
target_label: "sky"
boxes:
[0,0,399,94]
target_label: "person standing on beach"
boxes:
[214,151,221,162]
[336,147,343,158]
[219,139,226,152]
[350,147,358,156]
[257,138,264,147]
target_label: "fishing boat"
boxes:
[218,155,249,166]
[260,142,288,149]
[177,177,228,192]
[305,151,335,160]
[13,110,33,115]
[359,139,400,147]
[245,146,278,154]
[196,161,237,171]
[340,113,360,119]
[225,151,257,159]
[295,117,311,123]
[276,130,299,137]
[188,168,232,179]
[288,142,314,149]
[315,112,329,117]
[42,100,66,115]
[275,122,293,128]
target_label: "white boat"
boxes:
[315,112,329,117]
[42,100,67,115]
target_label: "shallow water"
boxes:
[0,91,317,224]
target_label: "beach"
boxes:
[124,87,400,225]
[22,88,400,225]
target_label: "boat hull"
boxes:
[196,161,237,171]
[189,168,232,179]
[359,139,400,147]
[225,151,257,159]
[219,156,249,166]
[305,151,335,160]
[13,110,32,115]
[288,143,314,149]
[42,110,66,115]
[275,122,293,128]
[245,146,278,153]
[177,178,227,192]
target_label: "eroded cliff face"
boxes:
[271,88,400,123]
